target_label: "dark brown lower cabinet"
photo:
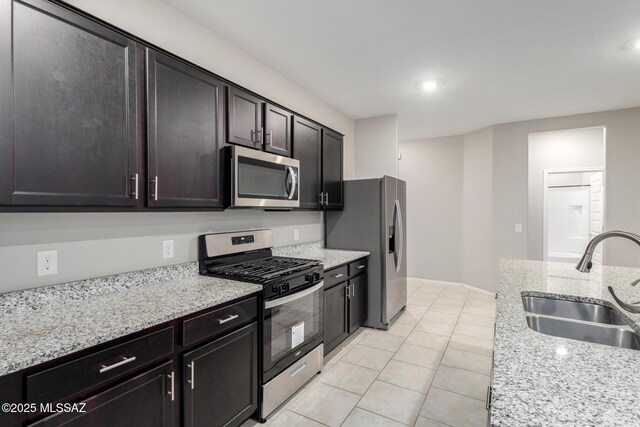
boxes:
[183,322,258,427]
[348,274,367,332]
[28,361,174,427]
[323,281,349,354]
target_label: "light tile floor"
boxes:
[242,279,497,427]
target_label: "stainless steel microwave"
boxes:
[228,146,300,208]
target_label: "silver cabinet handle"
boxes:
[254,127,263,144]
[188,362,195,390]
[324,192,329,205]
[486,386,492,410]
[266,130,273,146]
[333,273,344,278]
[318,192,324,204]
[351,283,355,297]
[150,176,159,201]
[168,371,175,401]
[345,285,350,299]
[130,173,138,200]
[218,313,239,324]
[99,356,136,374]
[356,265,365,270]
[251,129,256,143]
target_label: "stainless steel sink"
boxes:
[525,314,640,350]
[522,296,627,325]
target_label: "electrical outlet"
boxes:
[37,250,58,276]
[163,240,174,259]
[515,224,523,233]
[294,228,299,241]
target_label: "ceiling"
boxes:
[164,0,640,140]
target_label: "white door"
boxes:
[590,172,604,264]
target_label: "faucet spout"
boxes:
[576,230,640,272]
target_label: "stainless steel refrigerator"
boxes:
[325,176,407,329]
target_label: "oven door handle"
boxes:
[264,281,324,309]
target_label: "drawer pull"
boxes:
[218,313,239,324]
[486,386,492,410]
[289,363,306,378]
[99,356,136,374]
[356,265,365,269]
[333,273,344,278]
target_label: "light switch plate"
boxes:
[515,224,523,233]
[294,228,299,241]
[37,250,58,276]
[163,240,174,259]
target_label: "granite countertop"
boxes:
[0,264,262,377]
[272,241,369,270]
[0,242,369,377]
[492,259,640,427]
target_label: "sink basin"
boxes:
[525,314,640,350]
[522,296,627,325]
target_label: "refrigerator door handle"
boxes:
[394,199,403,272]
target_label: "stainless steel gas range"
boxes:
[198,229,324,421]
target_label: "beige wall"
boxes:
[0,0,356,293]
[493,107,640,281]
[399,136,464,282]
[528,127,605,261]
[355,114,398,179]
[463,127,494,292]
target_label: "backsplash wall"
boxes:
[0,211,322,293]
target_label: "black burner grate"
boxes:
[206,256,318,283]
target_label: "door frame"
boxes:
[542,167,605,262]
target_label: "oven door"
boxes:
[230,146,300,208]
[263,281,323,382]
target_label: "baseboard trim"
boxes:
[408,277,496,296]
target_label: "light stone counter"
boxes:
[492,259,640,426]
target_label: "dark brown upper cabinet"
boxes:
[146,49,226,208]
[227,86,264,150]
[264,103,292,157]
[321,129,344,210]
[293,116,322,209]
[0,0,140,207]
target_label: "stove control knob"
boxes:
[282,282,290,292]
[271,284,281,294]
[305,273,314,282]
[314,272,321,281]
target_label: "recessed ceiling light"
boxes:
[421,80,439,92]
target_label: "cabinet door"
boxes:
[0,0,139,207]
[321,129,344,210]
[147,49,225,208]
[293,116,322,210]
[349,274,367,333]
[183,323,258,427]
[227,86,263,150]
[264,103,292,157]
[323,282,348,355]
[28,362,174,427]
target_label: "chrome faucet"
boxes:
[576,230,640,314]
[576,230,640,273]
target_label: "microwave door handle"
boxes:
[286,166,297,200]
[264,281,323,309]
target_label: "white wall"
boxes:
[463,127,494,292]
[355,114,398,179]
[528,127,605,260]
[0,0,356,293]
[399,136,464,282]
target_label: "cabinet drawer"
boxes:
[26,327,174,405]
[182,296,257,346]
[348,258,368,276]
[324,265,348,289]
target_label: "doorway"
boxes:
[543,168,604,263]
